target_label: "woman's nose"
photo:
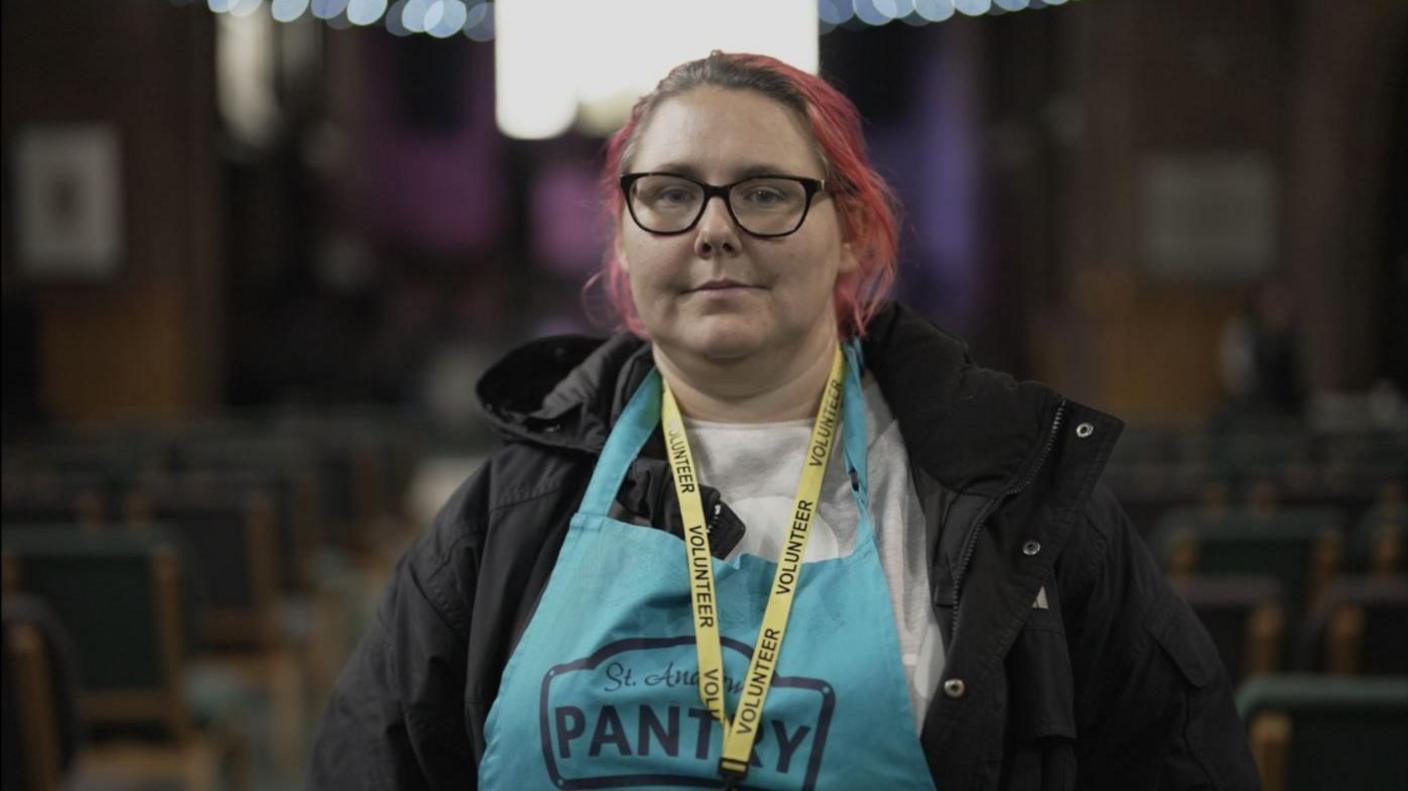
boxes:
[692,195,742,258]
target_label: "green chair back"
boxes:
[1352,507,1406,576]
[1296,577,1408,676]
[2,526,189,738]
[1171,575,1283,686]
[132,491,277,650]
[1153,508,1343,619]
[1237,674,1408,791]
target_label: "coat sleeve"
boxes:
[1060,485,1261,790]
[307,470,487,791]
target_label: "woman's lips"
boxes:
[690,279,756,292]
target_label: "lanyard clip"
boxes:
[718,757,750,787]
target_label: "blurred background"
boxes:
[2,1,1406,789]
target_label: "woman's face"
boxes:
[619,86,856,364]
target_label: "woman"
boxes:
[311,52,1257,790]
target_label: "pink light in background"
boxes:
[347,37,503,254]
[530,159,606,275]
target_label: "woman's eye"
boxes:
[744,188,786,205]
[643,185,696,206]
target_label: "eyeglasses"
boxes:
[619,172,827,238]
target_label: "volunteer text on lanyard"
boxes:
[660,344,846,785]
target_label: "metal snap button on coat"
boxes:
[943,678,966,699]
[1075,422,1094,438]
[1022,540,1042,556]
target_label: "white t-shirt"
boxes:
[683,374,945,732]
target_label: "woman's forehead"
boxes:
[628,87,823,178]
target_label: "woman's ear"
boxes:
[615,219,631,273]
[837,239,858,276]
[616,241,631,274]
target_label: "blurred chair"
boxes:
[132,468,318,594]
[1216,431,1318,503]
[1153,507,1343,619]
[278,419,422,555]
[0,440,159,480]
[1319,431,1408,470]
[1102,461,1231,537]
[1272,468,1403,534]
[1,527,232,791]
[1169,575,1283,686]
[1352,505,1406,577]
[1237,675,1408,791]
[1,472,106,531]
[2,595,83,791]
[124,485,305,776]
[175,436,359,551]
[124,487,278,651]
[2,528,188,738]
[1296,577,1408,676]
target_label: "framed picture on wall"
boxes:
[1141,152,1277,282]
[13,124,124,280]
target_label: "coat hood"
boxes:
[475,303,1112,496]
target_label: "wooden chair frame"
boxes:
[1245,602,1283,676]
[1324,604,1365,675]
[1162,528,1341,612]
[1249,710,1291,791]
[2,545,188,739]
[6,620,63,791]
[126,489,279,650]
[75,548,188,739]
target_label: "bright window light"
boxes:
[496,0,818,140]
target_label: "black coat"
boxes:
[309,303,1260,790]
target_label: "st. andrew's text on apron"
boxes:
[539,635,834,788]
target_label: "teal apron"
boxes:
[478,342,936,789]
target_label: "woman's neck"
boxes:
[652,330,840,423]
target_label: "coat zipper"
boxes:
[948,398,1067,640]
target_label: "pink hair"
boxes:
[593,51,900,338]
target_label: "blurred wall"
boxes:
[1024,0,1407,422]
[1286,0,1408,392]
[1,1,221,423]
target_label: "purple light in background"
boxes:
[530,161,606,276]
[346,36,502,253]
[907,24,984,331]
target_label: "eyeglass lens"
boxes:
[629,175,809,235]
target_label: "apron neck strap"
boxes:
[839,338,869,496]
[579,367,662,516]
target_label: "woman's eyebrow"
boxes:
[646,162,799,180]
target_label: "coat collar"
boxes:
[860,303,1072,497]
[475,302,1108,496]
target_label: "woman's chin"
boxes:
[672,317,772,362]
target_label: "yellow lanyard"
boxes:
[659,345,846,783]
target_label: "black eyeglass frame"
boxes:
[619,172,828,238]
